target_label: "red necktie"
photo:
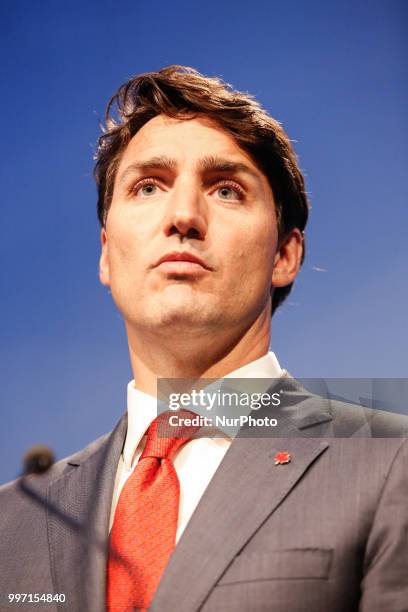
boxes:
[106,412,195,611]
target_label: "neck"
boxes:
[126,309,272,396]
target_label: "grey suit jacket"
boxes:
[1,379,407,612]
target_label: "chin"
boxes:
[157,307,208,327]
[122,291,226,331]
[150,300,222,330]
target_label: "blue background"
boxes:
[1,0,407,483]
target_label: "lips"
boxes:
[155,251,212,270]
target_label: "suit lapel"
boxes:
[151,413,330,612]
[47,414,127,612]
[46,377,334,612]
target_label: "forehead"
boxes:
[117,114,262,172]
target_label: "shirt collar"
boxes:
[224,350,284,380]
[123,350,284,469]
[123,386,158,469]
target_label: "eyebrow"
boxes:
[118,154,262,186]
[118,156,177,185]
[197,155,261,181]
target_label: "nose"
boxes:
[162,177,207,241]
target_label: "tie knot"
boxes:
[140,410,199,461]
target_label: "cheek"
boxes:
[106,220,143,281]
[110,236,133,271]
[224,221,277,278]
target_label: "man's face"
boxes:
[100,114,293,336]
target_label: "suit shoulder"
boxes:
[0,430,111,498]
[329,399,408,438]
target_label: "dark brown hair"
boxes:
[94,65,309,313]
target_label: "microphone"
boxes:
[22,445,55,476]
[18,445,135,578]
[18,445,89,534]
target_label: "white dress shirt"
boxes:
[109,351,285,542]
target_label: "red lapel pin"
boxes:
[274,451,291,465]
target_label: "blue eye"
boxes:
[218,187,233,199]
[216,184,243,200]
[139,183,158,196]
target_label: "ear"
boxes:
[99,227,110,287]
[271,228,304,288]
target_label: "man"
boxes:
[0,66,407,612]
